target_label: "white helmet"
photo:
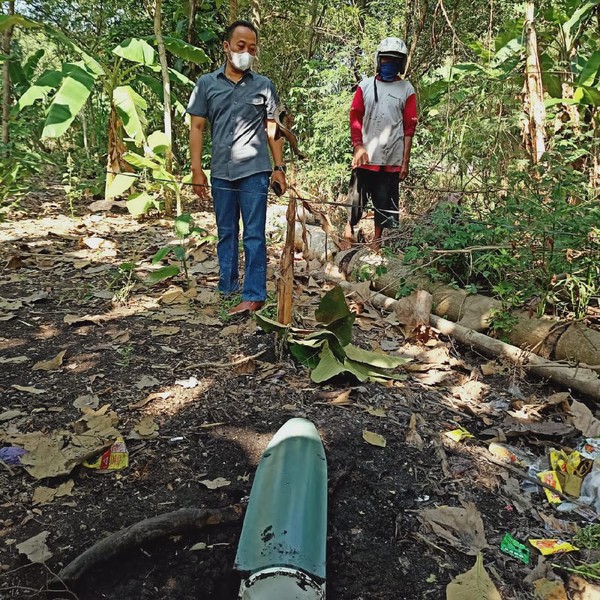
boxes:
[376,37,408,75]
[377,37,408,58]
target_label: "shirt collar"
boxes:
[217,64,254,80]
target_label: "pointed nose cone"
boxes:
[235,418,327,600]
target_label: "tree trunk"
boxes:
[405,0,428,75]
[523,1,546,163]
[229,0,238,24]
[2,1,15,153]
[153,0,176,214]
[251,0,261,32]
[187,0,198,78]
[105,103,126,196]
[277,189,296,325]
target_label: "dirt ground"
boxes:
[1,187,599,599]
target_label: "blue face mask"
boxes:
[379,61,401,81]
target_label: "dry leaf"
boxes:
[0,410,25,422]
[32,481,74,505]
[318,389,352,405]
[533,578,568,600]
[134,375,160,390]
[362,430,387,448]
[32,349,67,371]
[502,416,574,437]
[188,313,222,326]
[481,362,504,376]
[0,312,16,321]
[446,553,501,600]
[405,413,424,450]
[420,502,488,555]
[394,290,432,329]
[570,400,600,437]
[175,377,199,389]
[365,407,387,417]
[16,532,52,564]
[64,314,106,325]
[189,542,208,551]
[0,355,29,364]
[73,394,100,410]
[130,416,159,439]
[150,325,181,337]
[11,384,47,395]
[128,391,171,410]
[567,575,600,600]
[200,477,231,489]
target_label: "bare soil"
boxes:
[0,188,598,599]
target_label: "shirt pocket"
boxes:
[245,96,266,116]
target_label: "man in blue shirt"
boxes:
[187,20,286,315]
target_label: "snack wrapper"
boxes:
[529,538,579,556]
[500,533,530,564]
[83,437,129,472]
[579,438,600,460]
[538,470,562,504]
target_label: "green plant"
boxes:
[107,262,137,304]
[256,286,410,383]
[115,343,134,367]
[149,212,213,286]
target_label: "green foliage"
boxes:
[256,286,409,383]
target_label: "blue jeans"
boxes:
[211,172,269,302]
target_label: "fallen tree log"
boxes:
[322,278,600,401]
[334,248,600,372]
[56,505,244,586]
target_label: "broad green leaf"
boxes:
[344,344,410,369]
[152,246,172,264]
[255,312,289,334]
[146,265,180,284]
[41,24,103,76]
[9,61,28,93]
[345,359,407,382]
[123,151,160,170]
[24,49,45,81]
[325,314,355,346]
[168,67,195,87]
[289,342,321,369]
[0,14,40,31]
[172,246,186,261]
[0,52,9,61]
[577,51,600,87]
[105,173,135,199]
[127,192,160,217]
[42,64,95,138]
[174,213,192,238]
[147,130,170,156]
[562,1,599,54]
[113,85,147,144]
[311,341,347,383]
[315,286,352,324]
[446,554,501,600]
[15,70,63,113]
[113,38,156,66]
[161,36,209,65]
[575,85,600,106]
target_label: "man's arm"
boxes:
[350,86,369,168]
[190,115,209,200]
[267,119,287,195]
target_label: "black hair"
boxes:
[225,20,259,43]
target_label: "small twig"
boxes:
[182,349,267,371]
[431,245,512,254]
[0,459,14,475]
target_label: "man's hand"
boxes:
[352,145,369,168]
[192,169,209,200]
[271,170,287,196]
[399,162,409,181]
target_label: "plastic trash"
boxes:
[529,539,579,556]
[82,437,129,472]
[500,533,530,564]
[489,442,536,468]
[0,446,26,466]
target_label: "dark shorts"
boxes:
[348,168,400,229]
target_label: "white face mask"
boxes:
[229,50,254,71]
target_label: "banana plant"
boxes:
[1,13,208,198]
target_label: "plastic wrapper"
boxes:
[0,446,26,465]
[489,442,535,468]
[538,470,563,504]
[83,437,129,472]
[500,533,530,564]
[529,538,579,556]
[579,438,600,460]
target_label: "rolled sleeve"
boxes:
[266,80,279,119]
[186,76,208,117]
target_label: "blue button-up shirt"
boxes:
[186,65,278,181]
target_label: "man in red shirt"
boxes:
[344,37,418,249]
